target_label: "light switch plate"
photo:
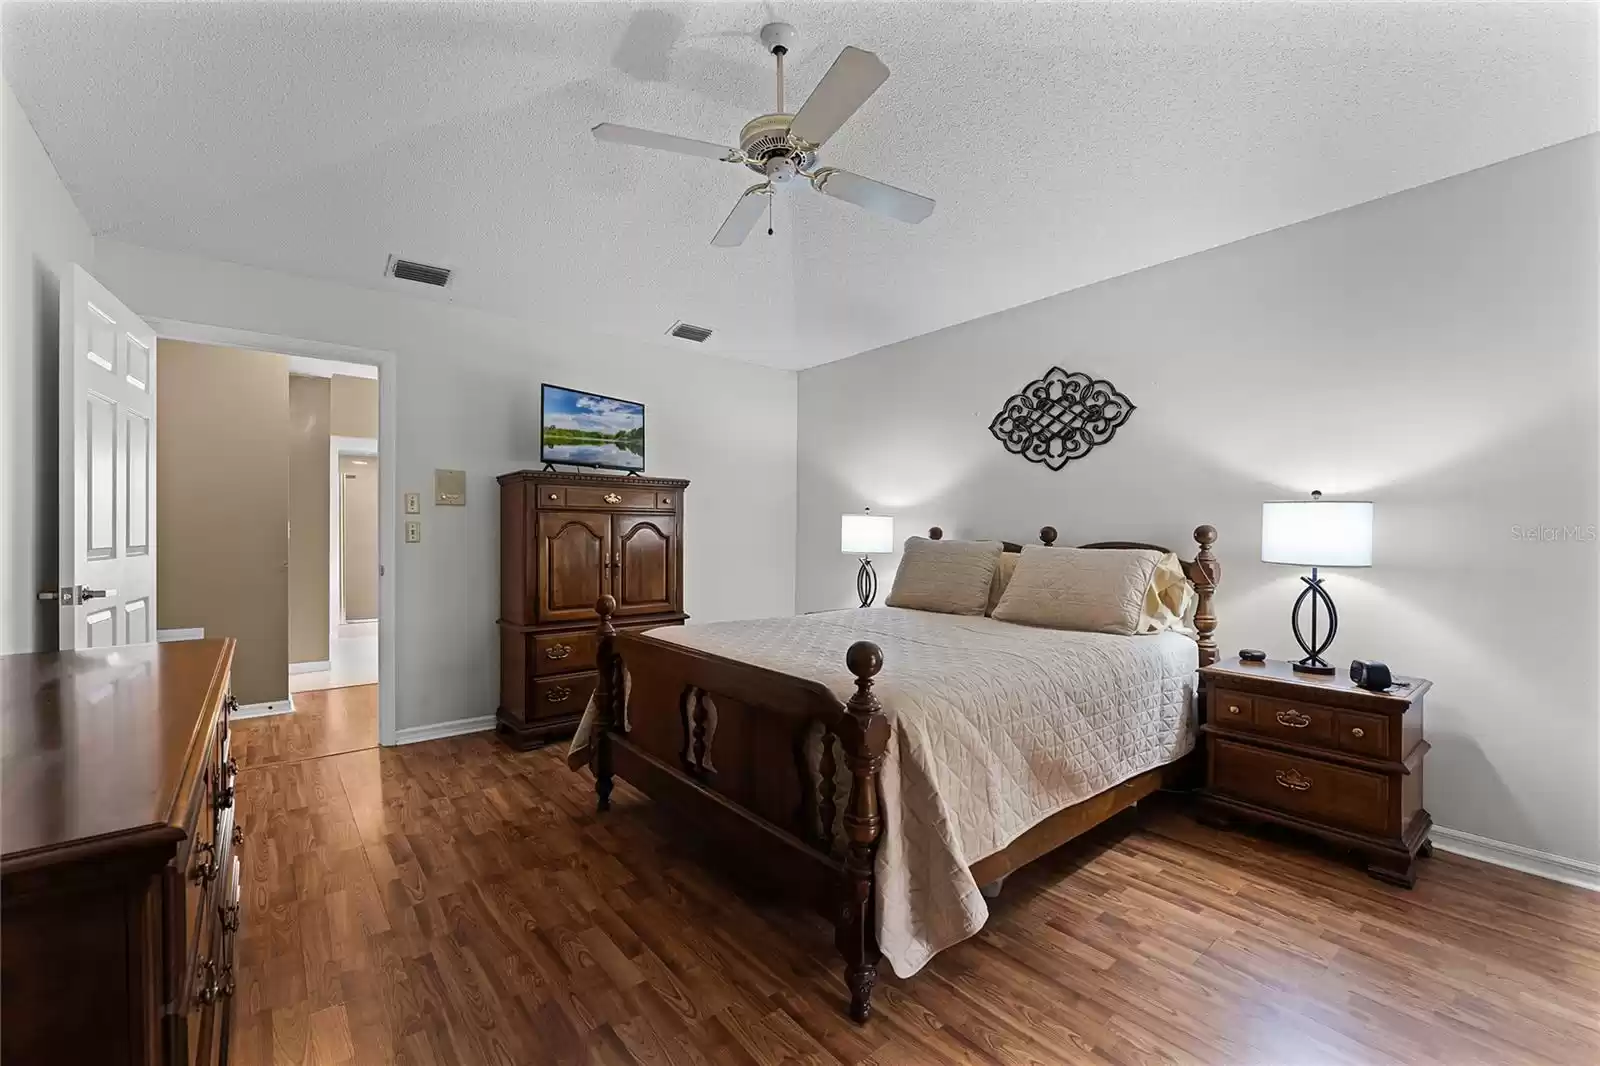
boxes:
[435,469,466,506]
[404,520,422,543]
[403,492,421,514]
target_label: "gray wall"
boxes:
[797,136,1600,865]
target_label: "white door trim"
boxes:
[330,435,378,633]
[145,319,400,747]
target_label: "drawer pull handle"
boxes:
[1227,704,1242,715]
[1350,727,1365,738]
[546,686,572,703]
[1275,769,1313,792]
[219,964,236,1000]
[1275,709,1312,729]
[191,841,219,884]
[548,493,559,501]
[221,902,242,933]
[214,782,235,811]
[232,825,245,846]
[545,643,572,661]
[603,492,622,504]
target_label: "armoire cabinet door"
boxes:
[612,514,678,616]
[536,512,611,622]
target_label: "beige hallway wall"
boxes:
[339,455,379,622]
[288,375,330,664]
[157,340,289,705]
[330,375,378,438]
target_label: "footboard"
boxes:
[590,595,888,1021]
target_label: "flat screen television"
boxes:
[540,384,645,472]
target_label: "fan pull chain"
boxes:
[768,194,774,237]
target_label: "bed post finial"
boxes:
[1040,526,1058,546]
[1191,526,1220,667]
[928,526,943,540]
[836,641,889,1023]
[593,594,620,812]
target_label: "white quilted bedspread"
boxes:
[634,607,1198,976]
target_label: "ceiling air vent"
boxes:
[385,256,451,288]
[667,321,713,343]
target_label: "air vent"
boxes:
[667,321,713,343]
[385,256,451,288]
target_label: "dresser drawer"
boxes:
[565,485,660,511]
[532,674,597,720]
[1252,694,1336,747]
[1211,739,1391,836]
[1336,710,1391,758]
[533,631,597,676]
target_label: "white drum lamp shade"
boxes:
[1261,501,1373,568]
[841,513,895,555]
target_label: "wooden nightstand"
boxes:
[1198,658,1433,887]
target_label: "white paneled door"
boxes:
[55,265,158,649]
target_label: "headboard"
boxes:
[927,524,1221,666]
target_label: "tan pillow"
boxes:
[885,537,1002,616]
[1138,552,1197,633]
[986,552,1020,615]
[992,545,1163,635]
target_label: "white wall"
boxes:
[92,239,797,732]
[1,78,95,654]
[798,136,1600,866]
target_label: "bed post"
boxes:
[835,641,890,1023]
[593,594,619,812]
[1191,525,1220,667]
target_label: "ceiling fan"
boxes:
[592,22,935,247]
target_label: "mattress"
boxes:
[575,606,1197,976]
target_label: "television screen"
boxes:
[541,384,645,471]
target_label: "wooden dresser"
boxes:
[2,639,241,1066]
[1198,657,1432,886]
[497,471,688,749]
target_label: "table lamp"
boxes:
[840,510,894,608]
[1261,491,1373,674]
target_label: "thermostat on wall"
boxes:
[435,469,466,506]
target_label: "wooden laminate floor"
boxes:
[229,693,1600,1066]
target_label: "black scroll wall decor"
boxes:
[988,367,1136,471]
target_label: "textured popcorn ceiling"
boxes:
[5,2,1595,370]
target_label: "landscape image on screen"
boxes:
[541,385,645,470]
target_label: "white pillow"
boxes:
[885,537,1003,616]
[992,545,1163,635]
[986,552,1020,615]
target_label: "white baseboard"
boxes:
[157,627,205,642]
[232,695,295,720]
[393,715,495,746]
[337,620,378,639]
[1432,826,1600,892]
[289,660,331,675]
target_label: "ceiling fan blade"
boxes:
[788,46,889,147]
[711,184,772,247]
[591,123,739,161]
[811,169,935,224]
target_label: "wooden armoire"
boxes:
[496,470,688,749]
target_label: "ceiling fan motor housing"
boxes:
[739,114,815,180]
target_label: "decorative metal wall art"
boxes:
[989,367,1136,470]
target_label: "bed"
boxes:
[571,524,1220,1022]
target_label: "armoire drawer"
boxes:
[532,674,597,720]
[533,632,597,676]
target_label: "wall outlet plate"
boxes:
[435,469,466,506]
[404,520,422,543]
[404,492,422,514]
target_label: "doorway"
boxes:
[149,319,399,746]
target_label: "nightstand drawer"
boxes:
[1212,740,1390,836]
[1212,689,1254,728]
[1252,694,1335,746]
[1336,710,1390,758]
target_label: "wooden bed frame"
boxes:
[588,524,1220,1022]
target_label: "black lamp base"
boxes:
[1288,567,1340,675]
[855,556,878,608]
